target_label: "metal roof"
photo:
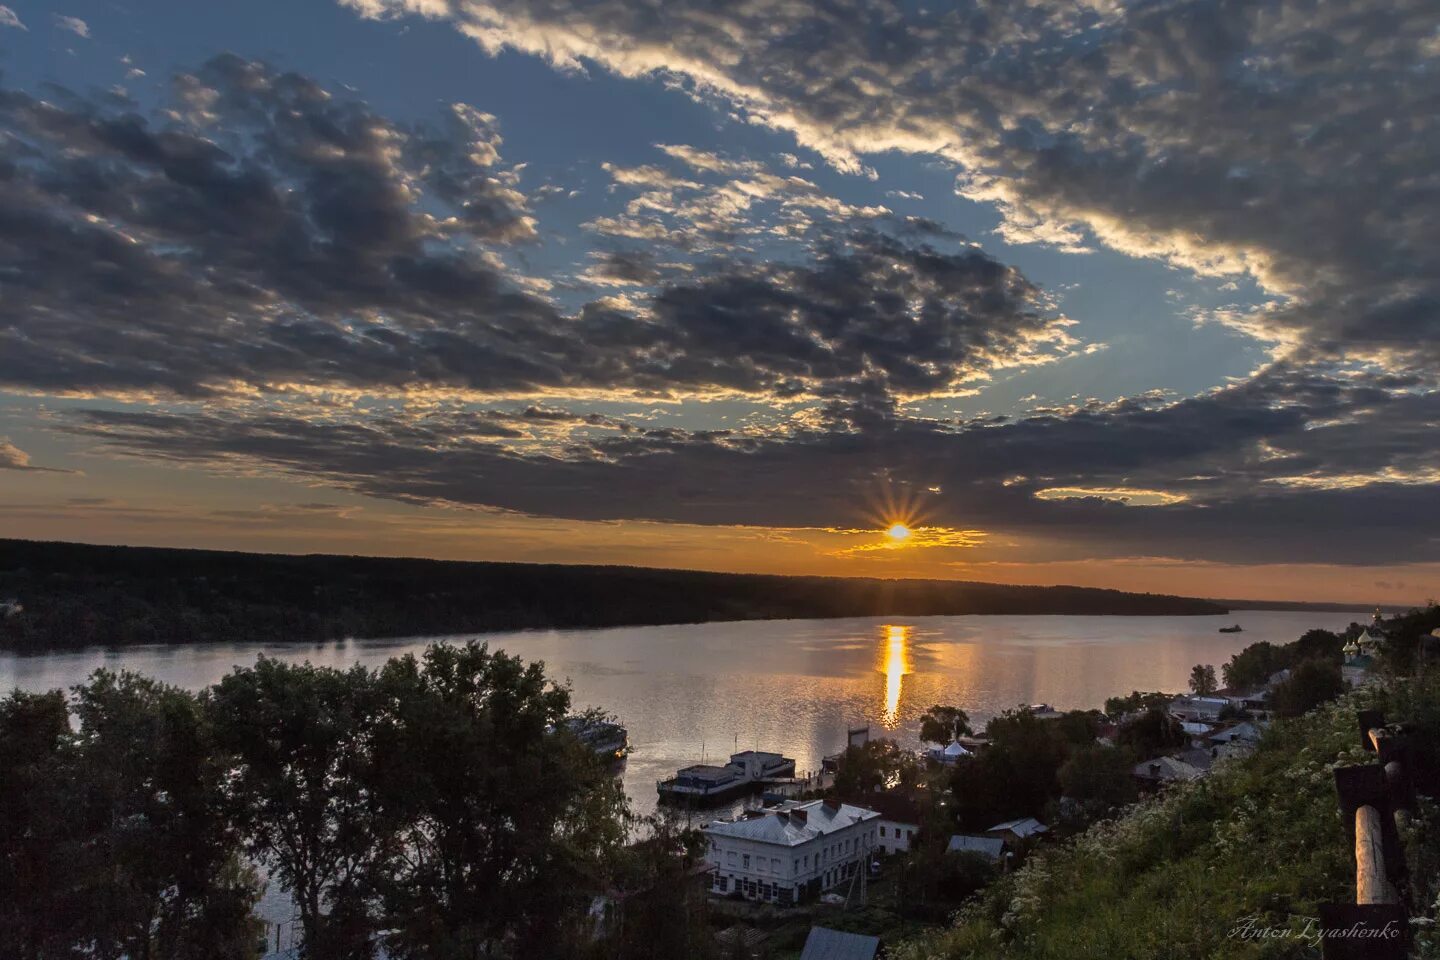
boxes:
[799,926,880,960]
[704,800,879,847]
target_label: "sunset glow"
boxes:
[880,623,912,728]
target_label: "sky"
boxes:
[0,0,1436,604]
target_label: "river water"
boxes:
[1,609,1366,818]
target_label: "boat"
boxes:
[560,716,629,763]
[657,749,796,805]
[1219,624,1244,633]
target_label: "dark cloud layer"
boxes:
[60,362,1440,564]
[0,58,1061,402]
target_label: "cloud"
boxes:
[0,439,74,473]
[338,0,1440,369]
[0,6,24,30]
[55,360,1440,565]
[0,64,1068,405]
[53,14,89,37]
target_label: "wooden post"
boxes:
[1354,805,1397,905]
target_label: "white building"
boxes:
[703,799,881,905]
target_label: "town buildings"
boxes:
[703,799,881,905]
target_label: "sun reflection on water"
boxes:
[880,623,912,728]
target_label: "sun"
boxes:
[885,523,912,542]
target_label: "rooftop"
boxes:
[799,926,880,960]
[704,799,880,847]
[947,834,1005,860]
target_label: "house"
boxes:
[1132,755,1204,785]
[985,817,1047,842]
[799,926,881,960]
[947,834,1005,862]
[1208,721,1264,746]
[841,792,921,855]
[1168,695,1230,723]
[703,799,881,905]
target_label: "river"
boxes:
[1,609,1367,818]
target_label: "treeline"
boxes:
[0,538,1225,651]
[0,642,710,960]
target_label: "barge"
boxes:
[657,749,796,805]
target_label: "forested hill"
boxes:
[0,538,1225,650]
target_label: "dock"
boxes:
[657,749,796,805]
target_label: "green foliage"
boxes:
[920,705,972,746]
[947,709,1098,828]
[209,658,383,959]
[0,643,634,960]
[0,673,264,960]
[834,738,920,795]
[367,642,629,960]
[1114,709,1185,761]
[1188,664,1217,696]
[1103,691,1172,717]
[1222,640,1288,690]
[583,819,716,960]
[1057,744,1137,807]
[891,679,1440,960]
[1270,659,1345,718]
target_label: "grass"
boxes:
[891,678,1440,960]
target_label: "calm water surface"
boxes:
[1,610,1366,816]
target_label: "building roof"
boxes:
[986,817,1048,838]
[1133,755,1204,781]
[947,834,1005,861]
[704,799,880,847]
[839,791,921,826]
[799,926,880,960]
[1209,721,1263,743]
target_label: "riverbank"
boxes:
[0,538,1228,651]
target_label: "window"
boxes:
[742,854,750,869]
[880,826,887,838]
[772,858,780,873]
[728,852,737,865]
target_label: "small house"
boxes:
[1132,755,1204,785]
[799,926,880,960]
[985,817,1048,843]
[947,834,1005,863]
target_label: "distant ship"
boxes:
[1219,624,1244,633]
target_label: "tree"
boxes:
[367,642,628,959]
[1057,744,1136,806]
[1115,709,1185,761]
[919,705,972,746]
[1104,691,1173,717]
[833,738,918,795]
[586,819,716,960]
[1271,659,1346,718]
[75,671,264,960]
[1222,641,1288,690]
[0,689,80,958]
[1189,664,1217,696]
[209,657,382,960]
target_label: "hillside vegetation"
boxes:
[0,538,1224,650]
[892,676,1440,960]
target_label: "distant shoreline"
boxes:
[0,537,1398,652]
